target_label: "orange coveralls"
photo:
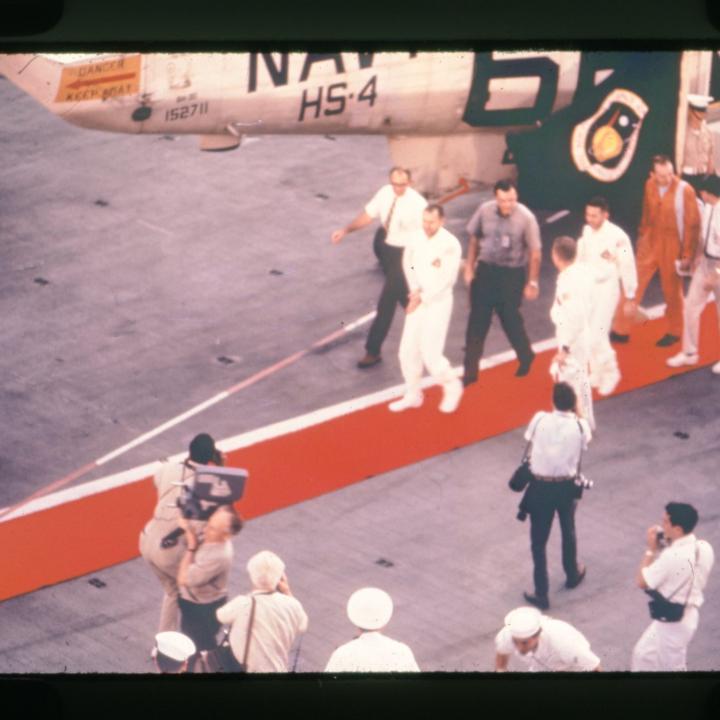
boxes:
[613,175,700,337]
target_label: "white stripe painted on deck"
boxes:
[0,302,670,521]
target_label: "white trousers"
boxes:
[682,258,720,355]
[550,344,595,430]
[631,606,699,671]
[398,296,455,395]
[588,279,620,393]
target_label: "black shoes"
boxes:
[565,565,587,589]
[656,334,680,347]
[523,592,549,610]
[609,331,630,344]
[357,353,382,369]
[515,352,536,377]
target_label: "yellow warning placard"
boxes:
[55,54,141,103]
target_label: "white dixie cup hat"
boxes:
[504,606,542,639]
[154,631,197,662]
[347,587,394,631]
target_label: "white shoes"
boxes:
[597,374,620,397]
[439,379,463,414]
[389,392,423,412]
[666,352,699,368]
[712,361,720,375]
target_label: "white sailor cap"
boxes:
[503,606,542,639]
[347,587,394,630]
[154,631,196,662]
[688,93,714,110]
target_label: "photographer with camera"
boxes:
[631,502,714,671]
[176,504,243,670]
[216,550,308,672]
[139,432,224,633]
[518,382,592,611]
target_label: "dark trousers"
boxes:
[365,234,409,357]
[178,595,227,651]
[528,481,580,598]
[463,262,533,382]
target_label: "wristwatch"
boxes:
[528,280,539,288]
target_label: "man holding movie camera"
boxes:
[140,432,246,636]
[632,502,714,671]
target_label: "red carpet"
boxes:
[1,305,717,601]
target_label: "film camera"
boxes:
[176,460,249,521]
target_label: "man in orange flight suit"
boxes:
[611,155,700,347]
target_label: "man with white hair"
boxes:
[495,606,601,672]
[216,550,308,672]
[324,587,420,672]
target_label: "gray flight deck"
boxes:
[0,73,718,674]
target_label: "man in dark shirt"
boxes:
[462,180,542,385]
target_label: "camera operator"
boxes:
[519,382,592,611]
[177,504,243,670]
[139,432,224,633]
[631,502,715,671]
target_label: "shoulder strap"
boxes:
[575,420,585,476]
[241,595,257,666]
[523,415,544,461]
[665,541,699,604]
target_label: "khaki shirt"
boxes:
[179,539,233,604]
[683,123,715,175]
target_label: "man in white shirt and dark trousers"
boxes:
[667,173,720,375]
[495,606,601,672]
[577,196,638,396]
[520,382,592,611]
[331,167,427,369]
[389,204,464,413]
[325,587,420,672]
[550,235,596,430]
[632,502,715,671]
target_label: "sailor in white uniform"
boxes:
[325,587,420,673]
[495,606,601,672]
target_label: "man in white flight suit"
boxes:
[389,204,464,413]
[577,197,638,395]
[549,236,596,430]
[495,606,601,672]
[325,587,420,672]
[667,173,720,375]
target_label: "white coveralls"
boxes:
[681,202,720,356]
[632,534,714,671]
[550,261,596,430]
[397,225,462,400]
[577,220,637,395]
